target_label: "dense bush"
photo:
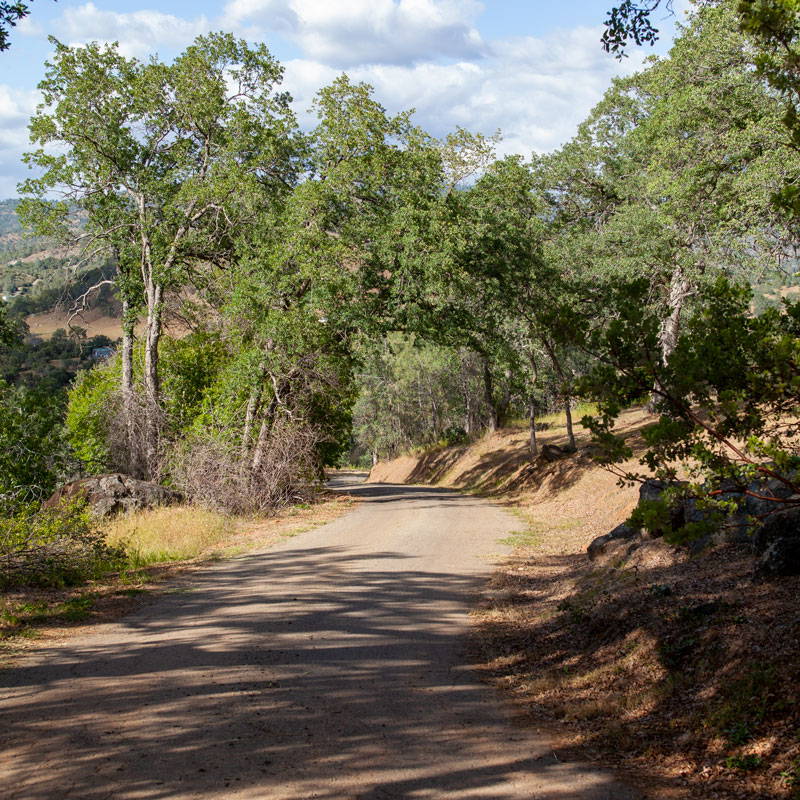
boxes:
[0,380,69,504]
[0,500,126,589]
[170,419,323,515]
[65,360,118,473]
[579,277,800,536]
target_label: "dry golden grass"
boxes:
[372,408,800,800]
[104,506,233,566]
[25,308,128,339]
[0,493,358,662]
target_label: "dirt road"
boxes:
[1,477,638,799]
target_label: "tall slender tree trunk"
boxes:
[528,397,539,460]
[251,395,278,475]
[120,298,137,475]
[542,337,576,450]
[459,349,474,436]
[482,356,499,433]
[143,281,163,477]
[650,267,692,410]
[659,267,692,363]
[527,350,539,461]
[241,358,270,465]
[563,399,575,451]
[240,390,263,478]
[463,390,473,436]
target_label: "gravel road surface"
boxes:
[1,476,638,799]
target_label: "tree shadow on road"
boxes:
[3,537,635,800]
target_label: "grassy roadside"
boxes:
[371,411,800,800]
[0,491,357,664]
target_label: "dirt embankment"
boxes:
[369,409,800,800]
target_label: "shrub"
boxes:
[67,362,166,481]
[0,500,126,589]
[0,380,68,504]
[578,278,800,536]
[170,419,323,515]
[65,360,118,474]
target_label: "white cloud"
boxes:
[56,2,211,58]
[16,15,44,38]
[284,25,648,157]
[0,86,39,197]
[224,0,486,66]
[0,3,657,196]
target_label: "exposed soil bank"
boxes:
[369,410,800,800]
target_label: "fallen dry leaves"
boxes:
[374,411,800,800]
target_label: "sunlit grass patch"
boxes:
[104,506,233,566]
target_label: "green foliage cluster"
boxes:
[2,0,800,530]
[580,276,800,536]
[64,359,119,472]
[0,500,125,589]
[0,379,68,505]
[352,335,492,463]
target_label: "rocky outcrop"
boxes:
[587,523,641,562]
[588,475,800,576]
[536,443,577,463]
[45,473,182,517]
[754,508,800,576]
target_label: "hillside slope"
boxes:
[369,406,647,548]
[369,410,800,800]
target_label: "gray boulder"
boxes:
[744,479,797,519]
[45,473,182,518]
[638,479,689,537]
[537,443,572,463]
[587,523,641,561]
[754,507,800,576]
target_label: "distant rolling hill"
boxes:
[0,198,124,339]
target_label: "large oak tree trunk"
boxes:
[650,268,692,411]
[659,268,692,363]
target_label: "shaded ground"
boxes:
[475,540,800,800]
[1,478,637,799]
[370,415,800,799]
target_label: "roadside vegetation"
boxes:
[372,411,800,799]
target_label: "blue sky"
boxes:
[0,0,689,196]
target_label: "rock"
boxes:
[587,523,641,561]
[638,479,689,537]
[744,479,798,519]
[45,473,182,518]
[639,478,668,505]
[537,443,576,463]
[754,507,800,576]
[709,476,800,545]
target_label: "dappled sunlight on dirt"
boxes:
[1,483,636,800]
[370,408,800,799]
